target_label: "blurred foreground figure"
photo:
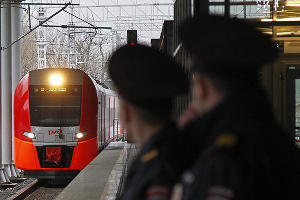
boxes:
[172,15,300,200]
[108,44,191,200]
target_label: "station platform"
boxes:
[55,141,137,200]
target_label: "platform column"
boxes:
[11,2,21,177]
[1,0,12,182]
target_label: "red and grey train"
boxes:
[14,68,122,179]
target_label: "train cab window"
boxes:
[29,86,82,127]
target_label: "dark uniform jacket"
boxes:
[176,87,300,200]
[119,122,195,200]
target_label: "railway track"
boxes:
[16,179,71,200]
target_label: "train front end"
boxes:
[14,68,98,179]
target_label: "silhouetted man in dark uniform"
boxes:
[171,15,300,200]
[108,44,191,200]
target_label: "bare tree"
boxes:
[46,29,69,68]
[21,20,38,76]
[20,9,111,82]
[44,28,110,82]
[76,31,109,81]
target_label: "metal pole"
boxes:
[225,0,230,18]
[116,32,121,48]
[243,0,246,19]
[1,0,12,181]
[272,2,277,38]
[195,0,209,18]
[11,2,21,177]
[0,0,3,183]
[111,31,116,52]
[28,5,31,30]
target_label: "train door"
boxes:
[103,95,106,143]
[99,93,105,145]
[286,65,300,148]
[113,97,117,140]
[98,93,102,147]
[108,96,111,140]
[100,94,104,145]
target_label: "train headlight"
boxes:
[75,132,87,139]
[49,74,63,86]
[23,131,36,139]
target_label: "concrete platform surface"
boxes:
[55,142,136,200]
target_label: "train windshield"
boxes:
[29,86,82,127]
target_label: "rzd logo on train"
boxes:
[48,129,62,135]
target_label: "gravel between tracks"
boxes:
[24,185,65,200]
[0,178,37,200]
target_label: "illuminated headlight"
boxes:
[49,74,63,86]
[23,131,36,139]
[75,132,87,139]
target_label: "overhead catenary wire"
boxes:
[42,24,112,29]
[63,9,99,28]
[1,2,72,50]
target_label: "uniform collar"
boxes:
[137,121,177,161]
[183,86,275,147]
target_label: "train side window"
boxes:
[295,79,300,147]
